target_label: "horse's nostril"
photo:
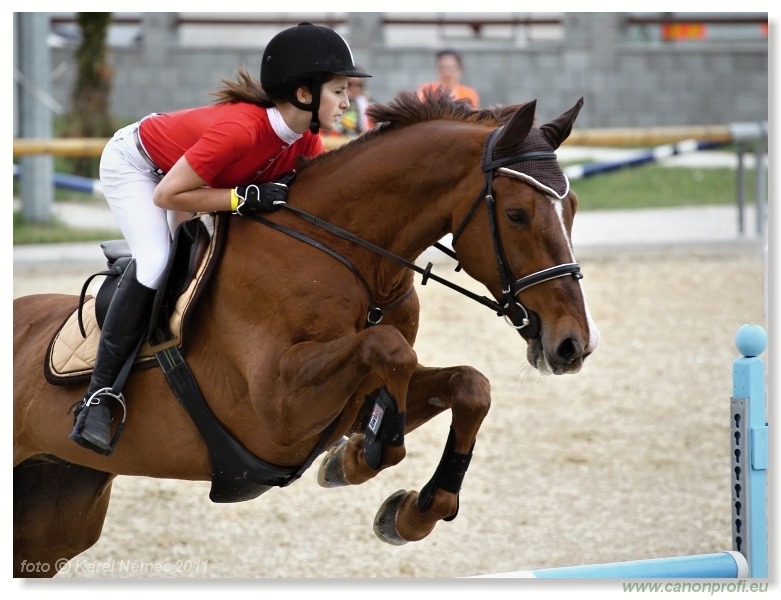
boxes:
[556,338,583,363]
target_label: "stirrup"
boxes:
[71,388,129,455]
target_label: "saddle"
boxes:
[44,213,221,385]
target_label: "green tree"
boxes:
[63,12,114,177]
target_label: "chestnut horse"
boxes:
[13,91,599,577]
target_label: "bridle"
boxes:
[449,126,583,335]
[249,125,583,333]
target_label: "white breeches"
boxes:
[99,122,188,289]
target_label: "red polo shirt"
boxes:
[138,103,323,188]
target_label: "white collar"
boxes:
[268,107,303,145]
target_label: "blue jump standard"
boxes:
[731,323,768,578]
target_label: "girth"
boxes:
[150,319,340,503]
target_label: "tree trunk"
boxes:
[65,13,114,177]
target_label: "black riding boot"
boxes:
[70,260,156,455]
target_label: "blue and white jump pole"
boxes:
[563,139,725,181]
[13,163,103,196]
[481,552,749,579]
[475,323,768,579]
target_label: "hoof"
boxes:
[317,436,350,488]
[373,489,410,546]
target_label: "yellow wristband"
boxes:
[230,188,240,212]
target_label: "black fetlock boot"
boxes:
[70,260,156,455]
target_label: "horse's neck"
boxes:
[294,125,480,263]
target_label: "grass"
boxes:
[12,211,120,245]
[570,165,757,210]
[13,180,120,245]
[12,163,759,245]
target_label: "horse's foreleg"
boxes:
[268,325,417,474]
[14,459,115,577]
[372,364,492,545]
[318,385,407,487]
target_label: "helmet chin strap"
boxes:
[289,73,323,133]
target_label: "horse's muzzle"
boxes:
[525,319,591,375]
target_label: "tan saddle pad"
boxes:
[45,213,222,384]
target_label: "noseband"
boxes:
[449,126,582,333]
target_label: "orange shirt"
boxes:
[418,82,479,109]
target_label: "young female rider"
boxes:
[70,22,371,455]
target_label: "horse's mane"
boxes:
[367,88,519,129]
[299,88,523,172]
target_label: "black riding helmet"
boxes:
[261,22,371,133]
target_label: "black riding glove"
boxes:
[231,183,287,216]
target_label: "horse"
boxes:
[13,90,599,577]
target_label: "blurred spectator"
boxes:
[417,49,479,109]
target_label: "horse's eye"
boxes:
[506,209,529,226]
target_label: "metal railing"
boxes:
[13,122,767,236]
[49,13,767,41]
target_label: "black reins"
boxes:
[250,206,506,325]
[249,126,583,330]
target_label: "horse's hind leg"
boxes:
[14,458,115,578]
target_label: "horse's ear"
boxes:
[540,97,584,149]
[493,99,537,156]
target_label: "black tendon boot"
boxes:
[70,260,156,455]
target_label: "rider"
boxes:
[70,22,371,455]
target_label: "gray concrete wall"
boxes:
[46,13,768,129]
